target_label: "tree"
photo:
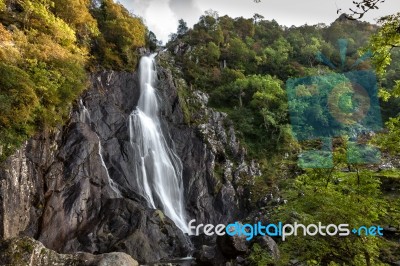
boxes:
[0,0,88,159]
[250,75,286,123]
[234,17,255,39]
[18,0,77,47]
[147,31,158,51]
[339,0,386,20]
[226,37,251,69]
[177,19,188,36]
[253,13,264,24]
[369,13,400,91]
[206,42,220,64]
[262,36,292,76]
[52,0,99,44]
[272,146,388,265]
[93,0,146,69]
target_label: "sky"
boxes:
[119,0,400,43]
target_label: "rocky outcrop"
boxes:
[0,53,261,264]
[157,57,261,225]
[0,131,60,240]
[0,237,139,266]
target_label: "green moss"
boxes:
[157,52,200,125]
[248,243,275,266]
[40,248,47,255]
[175,78,192,124]
[214,162,224,181]
[22,242,34,253]
[154,209,166,224]
[213,163,224,194]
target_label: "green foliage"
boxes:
[92,0,146,70]
[370,13,400,74]
[369,13,400,100]
[0,0,88,159]
[274,164,387,265]
[52,0,99,45]
[167,9,400,266]
[248,243,274,266]
[226,37,254,70]
[206,42,221,64]
[168,12,387,162]
[0,0,149,159]
[0,0,5,11]
[20,0,77,47]
[210,75,288,157]
[0,63,38,159]
[177,19,188,36]
[262,36,292,74]
[373,117,400,155]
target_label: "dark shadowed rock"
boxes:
[217,234,249,258]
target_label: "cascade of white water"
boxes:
[97,135,122,198]
[79,99,91,124]
[79,99,121,198]
[129,55,188,233]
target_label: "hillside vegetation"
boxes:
[0,0,147,160]
[167,11,400,265]
[1,0,400,264]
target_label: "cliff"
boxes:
[0,53,261,264]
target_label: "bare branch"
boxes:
[338,0,385,20]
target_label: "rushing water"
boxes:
[129,55,188,233]
[79,99,91,124]
[97,135,122,198]
[79,100,121,198]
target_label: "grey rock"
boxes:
[0,131,60,239]
[256,236,280,261]
[0,237,139,266]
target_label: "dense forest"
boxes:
[165,9,400,266]
[0,0,400,265]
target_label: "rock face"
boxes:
[0,237,139,266]
[0,53,261,263]
[0,129,62,241]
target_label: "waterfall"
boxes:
[129,55,188,233]
[79,100,122,198]
[97,135,122,198]
[79,99,91,124]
